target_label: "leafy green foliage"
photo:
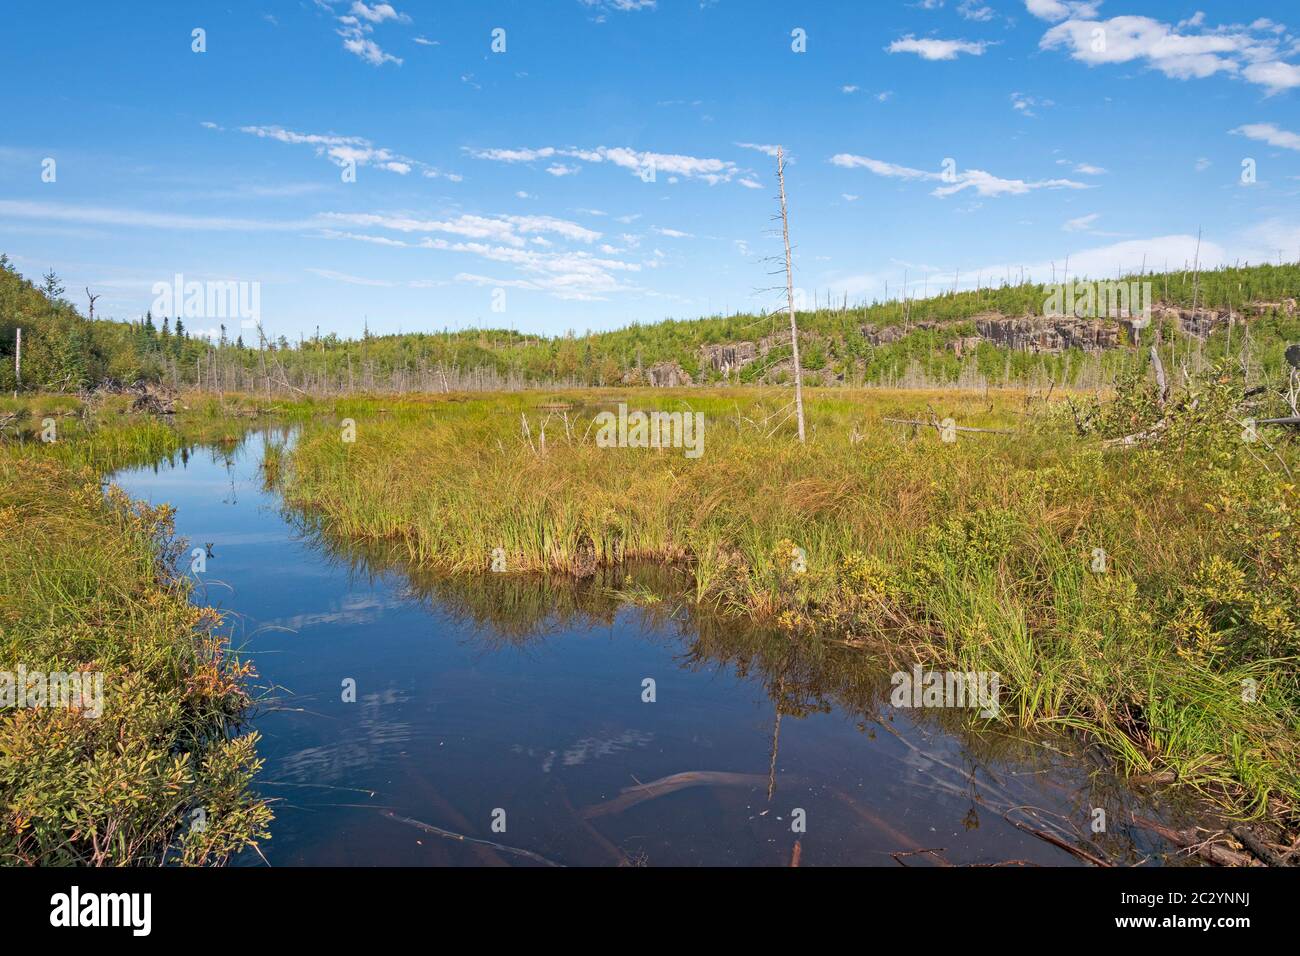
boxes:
[0,425,271,865]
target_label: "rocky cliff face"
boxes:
[700,341,758,376]
[623,361,694,387]
[974,316,1123,352]
[642,301,1291,386]
[861,322,937,346]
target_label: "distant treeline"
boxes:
[2,252,1297,393]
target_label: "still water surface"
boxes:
[111,430,1180,867]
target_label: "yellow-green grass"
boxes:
[0,399,271,865]
[273,384,1300,822]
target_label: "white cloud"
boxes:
[958,1,996,23]
[829,154,934,180]
[349,2,409,24]
[934,168,1089,197]
[830,153,1090,197]
[1011,92,1054,115]
[338,31,399,66]
[1232,122,1300,152]
[320,211,601,246]
[466,147,557,162]
[468,144,744,185]
[233,124,461,180]
[653,226,693,238]
[887,36,989,60]
[1243,60,1300,93]
[1039,13,1300,93]
[1024,0,1102,22]
[579,0,657,11]
[329,3,408,66]
[1063,213,1100,231]
[318,206,657,301]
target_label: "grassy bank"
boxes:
[272,379,1300,824]
[0,397,271,865]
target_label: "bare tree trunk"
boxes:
[776,146,806,444]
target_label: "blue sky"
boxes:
[1,0,1297,341]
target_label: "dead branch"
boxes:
[882,417,1014,435]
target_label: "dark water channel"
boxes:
[111,430,1190,867]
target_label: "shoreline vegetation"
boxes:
[0,396,272,865]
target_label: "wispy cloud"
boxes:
[465,144,745,185]
[735,142,783,158]
[320,1,410,66]
[1056,158,1107,175]
[830,153,1090,197]
[349,2,409,24]
[888,36,990,60]
[1011,92,1054,116]
[958,1,997,23]
[579,0,657,14]
[317,209,653,301]
[1023,0,1102,21]
[320,211,601,246]
[1232,122,1300,152]
[1037,11,1300,94]
[230,124,461,180]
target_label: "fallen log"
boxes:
[581,771,770,819]
[1103,419,1170,448]
[882,418,1014,435]
[1229,824,1291,867]
[1130,815,1261,867]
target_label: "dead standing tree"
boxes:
[776,146,806,443]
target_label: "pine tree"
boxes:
[41,268,65,300]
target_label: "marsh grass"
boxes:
[272,383,1300,822]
